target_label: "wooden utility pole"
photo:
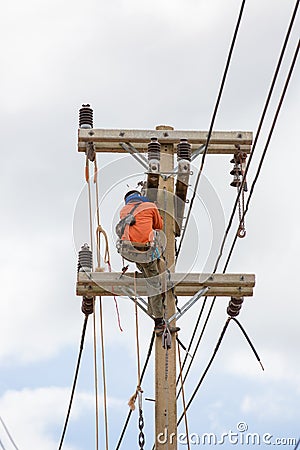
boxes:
[76,117,255,450]
[155,125,177,449]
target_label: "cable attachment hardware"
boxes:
[81,296,94,316]
[162,326,172,350]
[227,296,244,317]
[86,141,96,162]
[77,243,93,273]
[138,389,145,450]
[230,151,247,238]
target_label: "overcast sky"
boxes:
[0,0,299,449]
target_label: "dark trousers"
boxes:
[136,259,163,319]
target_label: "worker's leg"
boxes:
[136,260,163,319]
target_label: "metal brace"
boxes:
[168,287,209,323]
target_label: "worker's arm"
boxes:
[152,206,163,230]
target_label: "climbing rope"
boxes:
[93,156,123,331]
[93,156,110,450]
[92,298,100,450]
[115,332,155,450]
[99,297,109,450]
[127,272,146,449]
[86,155,94,256]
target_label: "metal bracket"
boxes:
[120,287,153,318]
[168,286,209,323]
[119,142,149,170]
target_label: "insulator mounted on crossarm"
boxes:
[146,137,161,202]
[175,139,191,237]
[81,296,94,315]
[77,243,93,273]
[79,104,94,129]
[227,296,244,317]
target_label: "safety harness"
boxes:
[115,202,161,264]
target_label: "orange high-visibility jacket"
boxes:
[120,201,163,244]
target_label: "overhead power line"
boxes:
[115,332,155,450]
[177,37,299,424]
[0,417,19,450]
[178,0,299,400]
[58,315,89,450]
[212,0,300,274]
[176,0,247,260]
[178,316,264,425]
[224,38,299,269]
[294,438,300,450]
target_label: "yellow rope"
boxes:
[99,297,109,450]
[128,272,143,411]
[96,225,110,267]
[92,299,99,450]
[94,158,111,269]
[93,155,109,449]
[86,156,99,449]
[86,156,94,256]
[177,340,191,450]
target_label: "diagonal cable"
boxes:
[176,1,299,399]
[224,38,299,270]
[177,37,299,422]
[58,316,89,450]
[115,332,155,450]
[0,417,19,450]
[176,0,247,260]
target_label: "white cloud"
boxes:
[0,387,90,450]
[0,0,299,447]
[0,387,124,449]
[241,390,298,422]
[224,348,300,389]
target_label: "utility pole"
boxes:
[155,125,177,449]
[76,105,255,449]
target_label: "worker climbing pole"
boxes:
[75,105,256,450]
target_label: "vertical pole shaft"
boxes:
[155,125,177,449]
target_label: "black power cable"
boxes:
[177,318,231,425]
[176,298,215,400]
[58,315,89,450]
[175,299,207,388]
[176,0,247,261]
[115,332,155,450]
[294,438,300,450]
[177,316,264,425]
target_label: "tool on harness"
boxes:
[162,327,172,349]
[116,239,161,264]
[115,202,142,239]
[119,264,129,279]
